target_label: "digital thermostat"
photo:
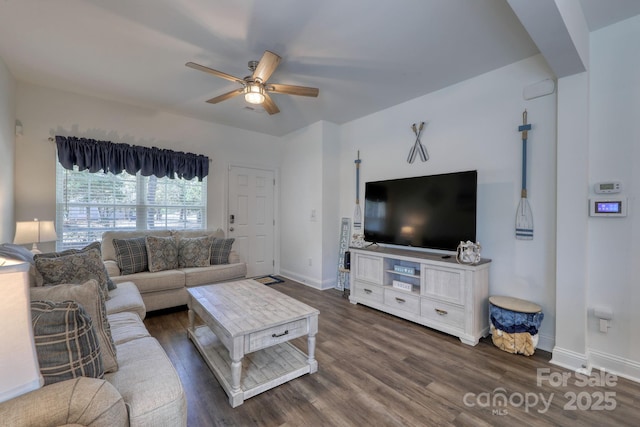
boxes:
[594,181,621,194]
[589,198,627,217]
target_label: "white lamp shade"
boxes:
[13,220,57,245]
[0,260,43,403]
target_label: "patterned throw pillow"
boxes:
[31,300,104,385]
[210,238,235,265]
[113,237,148,275]
[145,236,179,272]
[34,248,112,300]
[34,242,115,291]
[178,236,213,268]
[36,249,109,301]
[30,280,118,373]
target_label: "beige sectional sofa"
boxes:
[102,228,247,312]
[0,281,187,427]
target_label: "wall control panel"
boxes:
[594,181,621,194]
[589,198,627,217]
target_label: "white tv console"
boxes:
[349,246,490,346]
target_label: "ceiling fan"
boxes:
[186,50,319,115]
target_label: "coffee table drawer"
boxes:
[247,319,308,353]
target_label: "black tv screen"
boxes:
[364,170,477,251]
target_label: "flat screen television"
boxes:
[364,170,477,251]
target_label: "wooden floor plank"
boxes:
[144,279,640,426]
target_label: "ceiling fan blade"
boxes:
[262,93,280,115]
[206,88,244,104]
[186,62,244,84]
[252,51,281,83]
[267,83,319,97]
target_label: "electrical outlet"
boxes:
[308,258,312,266]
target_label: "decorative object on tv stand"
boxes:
[13,219,58,254]
[350,233,365,248]
[336,217,351,292]
[393,265,415,275]
[0,259,44,403]
[407,121,428,164]
[353,150,362,229]
[456,240,482,265]
[515,109,534,240]
[392,280,413,292]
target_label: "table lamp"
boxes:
[13,219,58,254]
[0,259,43,403]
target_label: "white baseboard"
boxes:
[279,269,334,290]
[588,349,640,383]
[536,332,555,353]
[550,346,589,373]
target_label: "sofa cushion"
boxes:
[146,236,179,272]
[107,312,151,345]
[31,280,119,374]
[34,248,113,299]
[173,228,224,240]
[31,300,104,385]
[210,238,235,265]
[106,281,146,320]
[111,269,186,294]
[182,263,247,287]
[113,237,148,274]
[0,377,128,427]
[101,229,172,264]
[177,235,213,268]
[34,242,115,291]
[106,337,187,427]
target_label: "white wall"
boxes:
[14,82,280,253]
[338,54,558,350]
[321,122,340,288]
[553,72,590,371]
[279,120,341,289]
[279,121,325,287]
[585,15,640,381]
[0,55,16,242]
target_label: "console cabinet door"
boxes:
[421,266,465,305]
[353,253,383,285]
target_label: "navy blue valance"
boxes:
[55,136,209,181]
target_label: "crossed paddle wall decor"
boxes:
[407,122,429,163]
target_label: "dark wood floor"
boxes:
[144,279,640,427]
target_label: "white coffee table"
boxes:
[187,279,319,407]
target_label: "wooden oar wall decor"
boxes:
[353,151,362,229]
[407,122,428,164]
[516,110,534,240]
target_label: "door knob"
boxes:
[229,227,234,232]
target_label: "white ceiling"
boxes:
[0,0,638,137]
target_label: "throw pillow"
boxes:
[178,236,213,268]
[34,248,112,300]
[30,280,118,373]
[146,235,179,272]
[113,237,148,275]
[34,242,116,291]
[210,238,235,265]
[31,300,104,385]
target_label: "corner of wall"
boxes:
[0,54,16,242]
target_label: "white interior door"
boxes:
[228,166,275,278]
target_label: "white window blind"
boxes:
[55,163,207,250]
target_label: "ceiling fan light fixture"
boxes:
[244,83,265,104]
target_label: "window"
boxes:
[56,163,207,249]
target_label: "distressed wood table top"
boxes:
[188,279,320,337]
